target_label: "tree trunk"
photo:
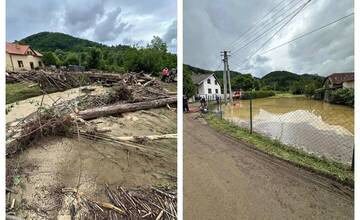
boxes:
[77,96,177,120]
[109,134,177,141]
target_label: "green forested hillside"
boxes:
[19,32,107,52]
[183,64,324,96]
[15,32,176,74]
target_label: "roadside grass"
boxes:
[6,83,59,104]
[206,113,354,185]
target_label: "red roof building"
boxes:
[6,42,43,71]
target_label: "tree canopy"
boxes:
[18,32,176,74]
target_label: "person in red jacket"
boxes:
[161,67,169,81]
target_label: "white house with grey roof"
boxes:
[191,73,221,100]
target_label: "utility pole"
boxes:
[221,51,228,104]
[226,60,233,103]
[221,50,233,104]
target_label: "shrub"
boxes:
[241,90,275,99]
[313,88,325,100]
[327,88,354,107]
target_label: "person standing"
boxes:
[183,95,189,112]
[161,67,169,81]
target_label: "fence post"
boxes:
[249,96,253,134]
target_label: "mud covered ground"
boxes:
[7,107,177,219]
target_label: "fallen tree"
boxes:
[107,134,177,142]
[77,96,177,120]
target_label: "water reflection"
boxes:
[223,97,354,164]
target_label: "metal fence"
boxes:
[210,96,354,167]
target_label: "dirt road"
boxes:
[184,113,353,220]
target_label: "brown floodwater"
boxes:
[223,96,354,164]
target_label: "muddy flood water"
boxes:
[223,96,354,164]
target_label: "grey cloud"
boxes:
[6,0,176,51]
[6,0,61,41]
[184,0,354,77]
[163,20,177,53]
[255,55,270,64]
[93,7,133,42]
[63,0,105,34]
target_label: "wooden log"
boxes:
[77,96,177,120]
[6,215,25,220]
[109,134,177,142]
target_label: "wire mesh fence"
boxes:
[210,95,354,166]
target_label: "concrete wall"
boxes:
[6,53,43,72]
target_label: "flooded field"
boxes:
[223,96,354,164]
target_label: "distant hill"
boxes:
[18,32,130,53]
[13,32,175,74]
[261,71,324,91]
[184,64,243,80]
[184,64,324,92]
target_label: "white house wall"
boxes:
[196,75,222,100]
[343,81,354,89]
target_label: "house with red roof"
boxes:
[323,72,354,89]
[6,42,43,72]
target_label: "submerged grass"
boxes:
[206,113,353,185]
[271,92,305,98]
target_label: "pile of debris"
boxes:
[6,70,177,219]
[6,70,159,90]
[6,72,176,155]
[57,185,177,220]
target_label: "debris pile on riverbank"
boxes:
[6,70,177,219]
[6,70,159,89]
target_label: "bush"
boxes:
[313,88,325,100]
[183,66,196,98]
[42,52,61,67]
[241,90,275,99]
[327,88,354,107]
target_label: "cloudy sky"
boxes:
[6,0,177,53]
[184,0,354,77]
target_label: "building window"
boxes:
[18,60,24,68]
[208,88,212,94]
[215,89,218,94]
[30,62,34,70]
[207,78,211,84]
[39,61,42,67]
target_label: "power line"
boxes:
[230,0,308,57]
[229,0,305,51]
[259,12,354,55]
[231,0,311,70]
[207,0,302,68]
[233,10,353,72]
[225,0,291,49]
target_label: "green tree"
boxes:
[232,74,258,91]
[183,66,196,97]
[86,47,102,69]
[42,52,60,66]
[148,36,167,53]
[64,52,79,65]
